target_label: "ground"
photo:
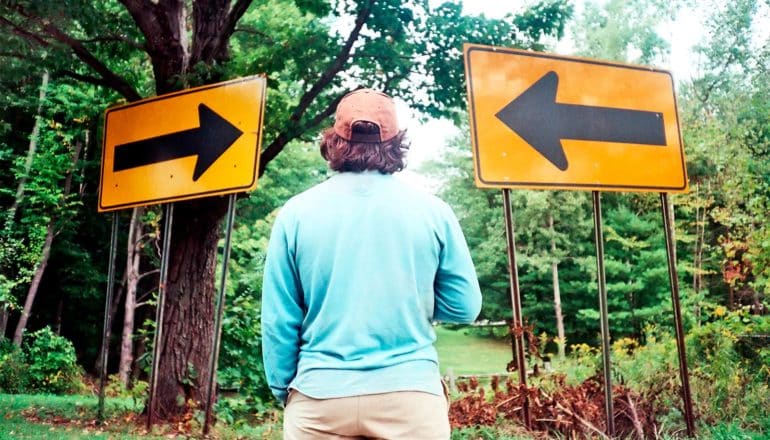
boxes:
[0,326,514,439]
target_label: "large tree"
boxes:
[0,0,571,419]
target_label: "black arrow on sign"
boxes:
[113,103,243,181]
[495,71,666,171]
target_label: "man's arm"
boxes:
[433,205,482,323]
[261,215,303,405]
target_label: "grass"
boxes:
[0,393,282,439]
[0,393,158,439]
[0,327,510,438]
[434,325,513,376]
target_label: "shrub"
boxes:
[0,338,29,393]
[23,327,84,394]
[218,292,273,415]
[608,308,770,434]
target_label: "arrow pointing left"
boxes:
[495,71,667,171]
[113,103,243,181]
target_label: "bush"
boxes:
[23,327,84,394]
[218,291,273,414]
[607,308,770,434]
[0,338,29,393]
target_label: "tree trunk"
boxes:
[549,214,566,361]
[151,197,227,419]
[6,70,49,225]
[12,132,83,345]
[132,314,147,385]
[692,185,701,293]
[1,71,49,338]
[0,305,8,338]
[54,294,64,335]
[12,223,55,345]
[119,207,144,387]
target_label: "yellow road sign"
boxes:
[98,76,266,212]
[463,44,688,193]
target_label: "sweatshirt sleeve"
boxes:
[433,204,482,323]
[261,213,304,405]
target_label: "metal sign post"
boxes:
[464,44,697,435]
[660,193,696,437]
[592,191,615,437]
[501,189,531,429]
[98,76,266,212]
[97,212,119,422]
[95,75,265,433]
[146,203,174,430]
[463,44,688,193]
[203,193,238,435]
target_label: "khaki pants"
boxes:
[283,388,450,439]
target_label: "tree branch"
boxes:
[40,22,142,101]
[0,15,51,47]
[59,70,114,89]
[4,6,142,102]
[233,26,275,44]
[259,0,374,175]
[77,34,146,51]
[138,269,160,283]
[0,51,27,60]
[212,0,254,56]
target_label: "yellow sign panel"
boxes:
[98,76,266,212]
[463,44,688,193]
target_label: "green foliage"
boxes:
[686,309,770,429]
[23,327,84,394]
[605,309,770,433]
[451,425,532,440]
[572,0,678,65]
[105,374,149,410]
[418,0,572,121]
[0,339,29,393]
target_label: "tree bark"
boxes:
[12,131,82,346]
[7,70,48,223]
[1,71,49,338]
[151,197,228,419]
[0,307,7,338]
[54,294,64,335]
[119,207,144,387]
[549,214,566,361]
[12,223,55,345]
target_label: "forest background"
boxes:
[0,0,769,437]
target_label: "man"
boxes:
[261,88,481,439]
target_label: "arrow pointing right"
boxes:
[113,103,243,181]
[495,71,667,171]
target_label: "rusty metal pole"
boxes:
[146,203,174,431]
[203,194,237,435]
[659,192,696,437]
[502,189,531,429]
[592,191,615,437]
[97,211,119,423]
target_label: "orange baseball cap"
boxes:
[334,89,399,142]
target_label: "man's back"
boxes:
[261,88,480,439]
[262,171,481,401]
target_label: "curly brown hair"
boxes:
[320,121,409,174]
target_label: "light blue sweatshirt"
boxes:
[261,171,482,404]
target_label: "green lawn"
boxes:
[0,394,158,439]
[434,325,513,376]
[0,328,513,438]
[0,393,281,439]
